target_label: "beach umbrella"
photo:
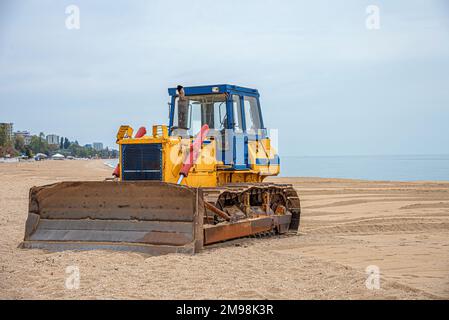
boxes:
[52,153,65,160]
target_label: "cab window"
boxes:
[172,94,227,136]
[243,96,262,133]
[232,95,243,132]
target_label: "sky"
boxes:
[0,0,448,155]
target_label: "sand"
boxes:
[0,160,448,299]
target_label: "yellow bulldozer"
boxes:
[21,84,301,255]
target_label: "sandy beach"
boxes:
[0,160,448,299]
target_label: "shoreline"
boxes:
[3,158,448,184]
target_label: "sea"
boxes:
[104,154,449,182]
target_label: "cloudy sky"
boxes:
[0,0,448,155]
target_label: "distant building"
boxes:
[46,134,60,145]
[0,123,14,142]
[14,130,32,145]
[93,142,103,151]
[84,144,92,148]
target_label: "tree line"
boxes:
[0,130,118,159]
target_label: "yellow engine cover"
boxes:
[116,125,280,187]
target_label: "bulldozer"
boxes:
[21,84,301,255]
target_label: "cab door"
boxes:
[241,95,266,168]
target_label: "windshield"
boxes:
[172,94,227,136]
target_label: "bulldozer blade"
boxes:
[20,181,204,255]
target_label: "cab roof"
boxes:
[168,84,259,97]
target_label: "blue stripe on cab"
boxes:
[255,155,280,165]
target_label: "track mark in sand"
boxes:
[307,221,449,235]
[304,194,420,202]
[306,216,446,226]
[301,210,352,217]
[400,202,449,210]
[304,199,372,209]
[305,198,449,210]
[264,243,443,299]
[382,279,445,300]
[299,187,449,197]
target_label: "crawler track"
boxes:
[200,183,301,244]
